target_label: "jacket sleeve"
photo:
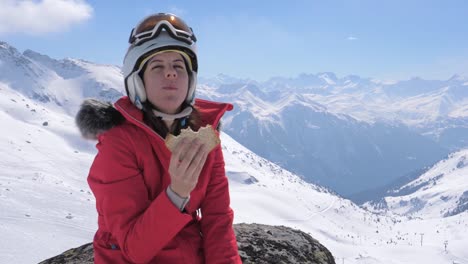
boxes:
[88,129,193,263]
[200,145,242,263]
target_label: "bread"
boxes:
[165,125,220,153]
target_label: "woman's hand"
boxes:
[168,137,210,198]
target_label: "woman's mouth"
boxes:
[162,86,178,90]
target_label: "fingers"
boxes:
[176,138,203,172]
[171,138,188,162]
[168,137,210,197]
[169,138,186,172]
[185,144,209,181]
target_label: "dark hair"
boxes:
[142,101,201,138]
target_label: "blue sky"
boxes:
[1,0,468,81]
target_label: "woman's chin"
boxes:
[151,100,184,114]
[159,105,183,115]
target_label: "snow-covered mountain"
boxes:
[197,79,450,196]
[3,41,463,199]
[196,72,468,197]
[1,42,468,263]
[0,41,123,115]
[364,149,468,219]
[259,73,468,147]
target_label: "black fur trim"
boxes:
[75,99,125,140]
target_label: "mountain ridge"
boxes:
[2,40,464,197]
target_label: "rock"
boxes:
[39,223,335,264]
[39,243,93,264]
[235,223,335,264]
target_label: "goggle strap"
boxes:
[128,28,135,44]
[130,21,195,46]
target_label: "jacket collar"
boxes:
[114,96,233,130]
[75,96,233,140]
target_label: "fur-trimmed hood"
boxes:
[75,99,125,140]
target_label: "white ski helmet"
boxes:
[122,13,198,110]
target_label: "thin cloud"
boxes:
[0,0,93,35]
[168,6,187,16]
[347,36,358,41]
[143,6,187,17]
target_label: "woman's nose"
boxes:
[165,67,177,79]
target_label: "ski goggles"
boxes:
[128,13,197,46]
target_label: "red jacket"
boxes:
[87,96,241,263]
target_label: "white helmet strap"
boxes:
[126,72,146,109]
[152,106,193,121]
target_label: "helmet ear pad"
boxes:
[186,70,197,105]
[126,71,147,109]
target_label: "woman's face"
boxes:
[142,52,189,114]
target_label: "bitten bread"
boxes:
[165,125,220,152]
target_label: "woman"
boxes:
[77,13,241,263]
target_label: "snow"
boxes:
[0,84,96,263]
[372,149,468,219]
[1,81,468,264]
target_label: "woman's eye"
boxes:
[151,65,162,70]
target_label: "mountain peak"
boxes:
[447,74,466,82]
[0,40,14,48]
[23,49,54,63]
[343,74,365,82]
[317,72,338,80]
[0,41,22,57]
[215,73,251,83]
[22,50,93,79]
[0,40,11,48]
